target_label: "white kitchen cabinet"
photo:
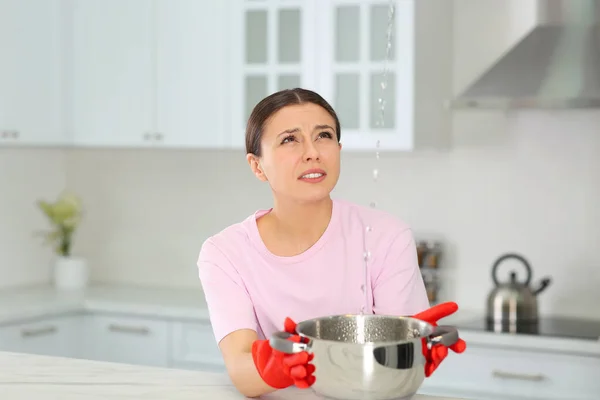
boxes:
[0,314,82,358]
[0,0,68,147]
[420,342,600,400]
[228,0,319,149]
[70,0,156,148]
[82,314,169,368]
[70,0,230,149]
[229,0,453,152]
[315,0,453,151]
[155,0,229,149]
[168,320,226,372]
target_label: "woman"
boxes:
[197,88,465,397]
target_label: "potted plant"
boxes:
[36,191,89,290]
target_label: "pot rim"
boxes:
[294,313,435,346]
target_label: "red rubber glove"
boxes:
[251,317,316,389]
[413,302,467,377]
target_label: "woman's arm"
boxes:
[219,329,277,398]
[371,225,430,316]
[197,239,276,398]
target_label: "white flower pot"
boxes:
[53,256,89,290]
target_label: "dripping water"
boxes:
[360,1,395,315]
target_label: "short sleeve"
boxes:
[197,239,258,344]
[371,227,430,316]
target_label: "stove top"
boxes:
[455,316,600,341]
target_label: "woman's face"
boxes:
[247,102,342,204]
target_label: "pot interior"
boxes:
[296,314,433,344]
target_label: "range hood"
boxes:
[451,0,600,109]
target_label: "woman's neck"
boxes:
[272,196,333,236]
[258,196,334,256]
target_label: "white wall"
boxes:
[2,110,597,319]
[62,111,600,320]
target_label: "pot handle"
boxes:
[269,331,312,354]
[372,325,461,370]
[428,325,459,348]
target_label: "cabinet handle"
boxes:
[492,370,546,381]
[21,326,57,338]
[108,324,150,335]
[1,130,19,139]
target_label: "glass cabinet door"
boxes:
[316,0,414,150]
[229,0,317,148]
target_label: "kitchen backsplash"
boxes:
[1,111,598,319]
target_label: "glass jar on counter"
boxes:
[416,240,443,304]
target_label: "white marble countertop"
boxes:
[0,284,598,356]
[0,351,463,400]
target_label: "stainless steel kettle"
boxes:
[486,253,551,333]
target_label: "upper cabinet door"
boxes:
[316,0,453,151]
[229,0,318,149]
[155,0,229,148]
[0,0,67,147]
[70,0,156,147]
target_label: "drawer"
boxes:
[0,315,82,358]
[169,320,224,369]
[83,314,169,367]
[424,344,600,400]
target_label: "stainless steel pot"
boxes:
[270,314,459,400]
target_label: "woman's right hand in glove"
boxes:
[251,317,316,389]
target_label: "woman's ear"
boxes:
[246,153,268,182]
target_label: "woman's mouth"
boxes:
[298,170,327,183]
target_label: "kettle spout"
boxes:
[532,277,552,296]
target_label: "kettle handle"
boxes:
[491,253,532,287]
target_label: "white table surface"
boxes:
[0,351,465,400]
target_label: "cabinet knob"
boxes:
[1,130,18,139]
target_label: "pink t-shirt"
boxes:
[197,198,430,344]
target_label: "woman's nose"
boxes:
[302,141,320,161]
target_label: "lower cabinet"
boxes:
[168,319,226,372]
[82,314,170,367]
[0,314,82,358]
[0,312,225,372]
[419,342,600,400]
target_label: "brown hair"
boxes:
[245,88,341,156]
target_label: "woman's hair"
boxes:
[245,88,341,156]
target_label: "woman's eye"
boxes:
[318,131,333,139]
[281,135,295,144]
